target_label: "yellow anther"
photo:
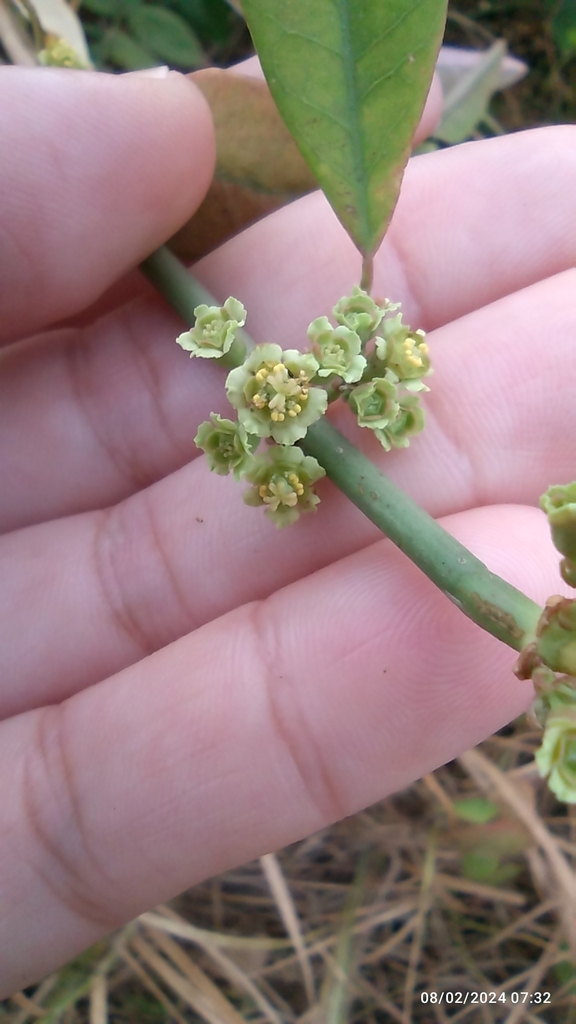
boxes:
[259,485,268,498]
[273,363,284,374]
[419,342,429,354]
[296,483,304,496]
[278,412,285,421]
[407,355,422,367]
[292,404,302,414]
[300,389,309,398]
[270,411,280,421]
[287,473,299,485]
[287,409,297,417]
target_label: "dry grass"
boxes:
[2,722,575,1023]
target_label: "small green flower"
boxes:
[307,317,366,383]
[375,314,431,385]
[225,344,328,445]
[38,37,88,69]
[243,446,326,528]
[194,413,258,479]
[348,375,399,433]
[541,483,576,586]
[333,286,392,342]
[176,297,246,359]
[536,706,576,803]
[374,395,426,452]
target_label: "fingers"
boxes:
[0,67,215,345]
[2,268,576,717]
[2,128,576,531]
[0,502,562,996]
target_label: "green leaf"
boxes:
[552,0,576,57]
[80,0,117,15]
[128,4,204,67]
[98,27,159,70]
[453,797,499,825]
[241,0,447,259]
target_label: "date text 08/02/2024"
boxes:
[420,991,551,1005]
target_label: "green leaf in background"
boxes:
[551,0,576,58]
[241,0,447,263]
[453,797,499,825]
[80,0,117,16]
[97,26,159,70]
[165,0,236,44]
[128,4,204,67]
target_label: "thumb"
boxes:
[0,67,215,344]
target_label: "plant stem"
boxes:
[360,254,373,293]
[141,245,542,653]
[300,418,541,650]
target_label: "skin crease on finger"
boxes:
[0,502,570,996]
[1,268,576,716]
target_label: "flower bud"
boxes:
[535,596,576,675]
[374,395,425,451]
[194,414,258,479]
[332,286,392,342]
[176,297,246,359]
[540,482,576,586]
[307,317,366,383]
[348,375,399,434]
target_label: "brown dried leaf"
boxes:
[168,68,317,262]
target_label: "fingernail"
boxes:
[121,66,170,79]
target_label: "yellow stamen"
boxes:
[288,409,297,417]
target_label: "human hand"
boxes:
[1,66,575,997]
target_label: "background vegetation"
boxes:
[1,1,575,1021]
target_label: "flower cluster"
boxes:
[335,297,431,452]
[179,289,431,526]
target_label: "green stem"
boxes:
[360,254,373,293]
[301,418,541,650]
[141,246,542,653]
